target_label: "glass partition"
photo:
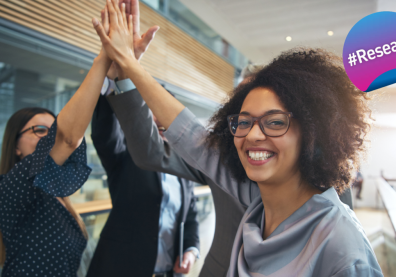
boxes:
[0,58,215,205]
[0,61,110,204]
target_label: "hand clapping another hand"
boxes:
[126,0,160,61]
[99,4,120,80]
[93,0,135,69]
[93,0,159,79]
[93,0,185,131]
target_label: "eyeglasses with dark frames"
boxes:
[227,112,294,138]
[17,125,49,139]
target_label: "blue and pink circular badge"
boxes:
[343,11,396,92]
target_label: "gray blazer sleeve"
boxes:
[165,108,259,207]
[106,90,208,184]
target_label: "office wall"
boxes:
[355,90,396,208]
[0,0,234,103]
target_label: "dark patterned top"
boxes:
[0,120,91,277]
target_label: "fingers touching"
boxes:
[106,0,118,30]
[113,0,124,28]
[124,0,132,15]
[92,18,109,45]
[100,0,131,34]
[94,0,159,62]
[121,3,128,28]
[131,0,140,36]
[101,5,110,35]
[128,14,133,37]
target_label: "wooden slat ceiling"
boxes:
[0,0,234,103]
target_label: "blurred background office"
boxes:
[0,0,395,276]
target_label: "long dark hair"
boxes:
[0,107,87,266]
[0,107,56,175]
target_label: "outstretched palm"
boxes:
[102,0,159,79]
[126,0,159,61]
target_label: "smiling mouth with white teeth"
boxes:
[248,151,275,161]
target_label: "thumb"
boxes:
[141,26,160,46]
[92,18,108,43]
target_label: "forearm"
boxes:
[91,96,127,171]
[120,59,185,129]
[107,89,207,183]
[51,55,111,165]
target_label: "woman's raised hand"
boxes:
[93,0,185,131]
[99,0,159,80]
[93,0,136,69]
[126,0,159,61]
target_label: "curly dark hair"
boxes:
[207,48,371,194]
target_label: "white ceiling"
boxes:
[180,0,396,64]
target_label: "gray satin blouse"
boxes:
[165,108,383,277]
[229,188,383,276]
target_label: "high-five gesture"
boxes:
[95,0,159,80]
[126,0,159,61]
[94,0,185,128]
[93,0,135,68]
[102,0,159,61]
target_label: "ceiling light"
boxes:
[327,31,334,36]
[286,36,292,42]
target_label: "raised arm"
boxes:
[91,94,127,173]
[93,0,259,205]
[50,53,111,165]
[95,0,206,183]
[93,0,182,130]
[107,89,207,184]
[50,0,160,166]
[92,0,159,172]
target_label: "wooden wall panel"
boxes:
[0,0,234,103]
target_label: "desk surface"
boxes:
[73,185,212,215]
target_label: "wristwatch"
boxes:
[113,77,136,95]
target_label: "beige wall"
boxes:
[355,89,396,208]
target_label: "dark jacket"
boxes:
[87,95,199,277]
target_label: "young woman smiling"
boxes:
[93,1,383,275]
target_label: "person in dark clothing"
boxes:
[353,171,364,200]
[87,90,200,277]
[87,3,199,276]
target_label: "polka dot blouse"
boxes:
[0,120,91,277]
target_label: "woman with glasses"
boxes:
[93,2,382,275]
[0,45,112,275]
